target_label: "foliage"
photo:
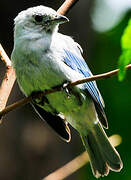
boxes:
[118,19,131,81]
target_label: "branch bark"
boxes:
[0,44,16,122]
[70,64,131,87]
[57,0,79,15]
[0,44,12,67]
[42,134,122,180]
[0,64,131,119]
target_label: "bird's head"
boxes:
[14,5,69,35]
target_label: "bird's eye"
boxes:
[34,15,43,22]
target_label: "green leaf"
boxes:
[118,19,131,81]
[118,50,131,81]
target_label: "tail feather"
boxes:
[80,122,123,178]
[95,124,122,171]
[85,133,109,177]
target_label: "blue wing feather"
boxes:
[63,49,104,110]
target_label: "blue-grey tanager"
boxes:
[11,5,123,177]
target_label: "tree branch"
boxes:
[57,0,79,15]
[0,44,12,67]
[42,134,122,180]
[0,44,16,122]
[0,64,131,119]
[70,64,131,87]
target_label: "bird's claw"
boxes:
[31,91,49,105]
[61,81,71,99]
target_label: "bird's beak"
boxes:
[52,14,69,24]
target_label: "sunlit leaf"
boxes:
[118,19,131,81]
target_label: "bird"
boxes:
[11,5,123,178]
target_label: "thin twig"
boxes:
[0,64,131,119]
[70,64,131,87]
[57,0,79,15]
[43,134,122,180]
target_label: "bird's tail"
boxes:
[80,122,123,178]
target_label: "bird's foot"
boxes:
[61,81,71,99]
[31,91,49,106]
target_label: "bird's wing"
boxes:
[63,49,108,128]
[32,104,71,142]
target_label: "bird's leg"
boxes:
[51,81,71,98]
[31,91,49,106]
[61,81,72,98]
[62,81,83,105]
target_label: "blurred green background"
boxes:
[0,0,131,180]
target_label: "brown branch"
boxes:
[42,134,122,180]
[0,44,12,67]
[0,44,16,122]
[70,64,131,87]
[0,64,131,119]
[57,0,79,15]
[0,67,16,110]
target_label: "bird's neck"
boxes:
[14,26,56,51]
